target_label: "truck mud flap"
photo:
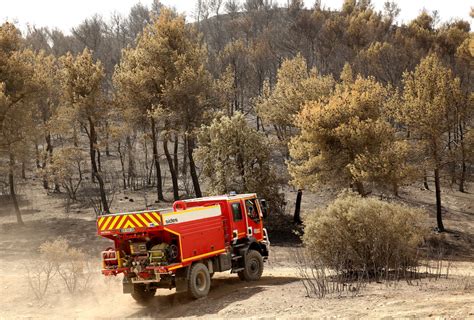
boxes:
[217,252,232,272]
[175,277,188,293]
[175,267,189,293]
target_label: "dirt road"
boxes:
[1,185,473,318]
[1,253,473,319]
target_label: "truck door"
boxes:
[243,198,264,241]
[229,200,247,242]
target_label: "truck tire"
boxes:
[187,262,211,299]
[238,250,263,281]
[131,284,156,305]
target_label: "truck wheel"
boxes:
[131,284,156,305]
[238,250,263,281]
[187,262,211,299]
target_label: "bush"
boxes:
[27,261,55,301]
[303,192,426,273]
[37,237,92,294]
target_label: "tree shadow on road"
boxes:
[129,275,299,318]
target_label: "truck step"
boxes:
[231,268,244,273]
[232,255,242,260]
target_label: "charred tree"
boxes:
[9,153,24,226]
[293,189,303,224]
[150,118,165,201]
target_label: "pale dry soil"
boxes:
[1,257,473,319]
[0,183,473,319]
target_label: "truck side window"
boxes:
[231,203,242,221]
[245,199,259,221]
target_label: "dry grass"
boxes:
[26,237,96,299]
[26,261,55,301]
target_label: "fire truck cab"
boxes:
[97,193,270,303]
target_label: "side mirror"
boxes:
[260,199,268,219]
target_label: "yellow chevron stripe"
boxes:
[114,215,126,230]
[100,216,113,231]
[151,212,161,222]
[98,217,106,228]
[105,216,115,230]
[108,215,121,230]
[144,212,158,225]
[99,216,113,231]
[136,214,150,226]
[98,211,163,231]
[113,216,124,230]
[129,214,143,227]
[123,220,135,228]
[115,216,127,229]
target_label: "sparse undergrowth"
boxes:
[27,237,94,300]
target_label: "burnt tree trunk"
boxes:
[9,152,24,225]
[86,124,95,183]
[459,123,467,193]
[105,121,111,156]
[42,133,54,189]
[423,171,430,190]
[35,144,41,169]
[187,136,202,198]
[126,136,136,189]
[459,157,467,193]
[173,134,179,178]
[448,129,456,185]
[88,117,109,213]
[293,189,303,224]
[434,167,445,232]
[163,135,179,201]
[354,181,365,196]
[143,137,151,186]
[117,142,127,190]
[181,134,188,176]
[150,118,164,201]
[97,148,102,172]
[433,141,445,232]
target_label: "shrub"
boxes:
[27,261,55,301]
[303,192,426,273]
[38,237,92,294]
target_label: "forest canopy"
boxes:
[0,0,472,233]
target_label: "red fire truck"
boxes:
[97,193,270,303]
